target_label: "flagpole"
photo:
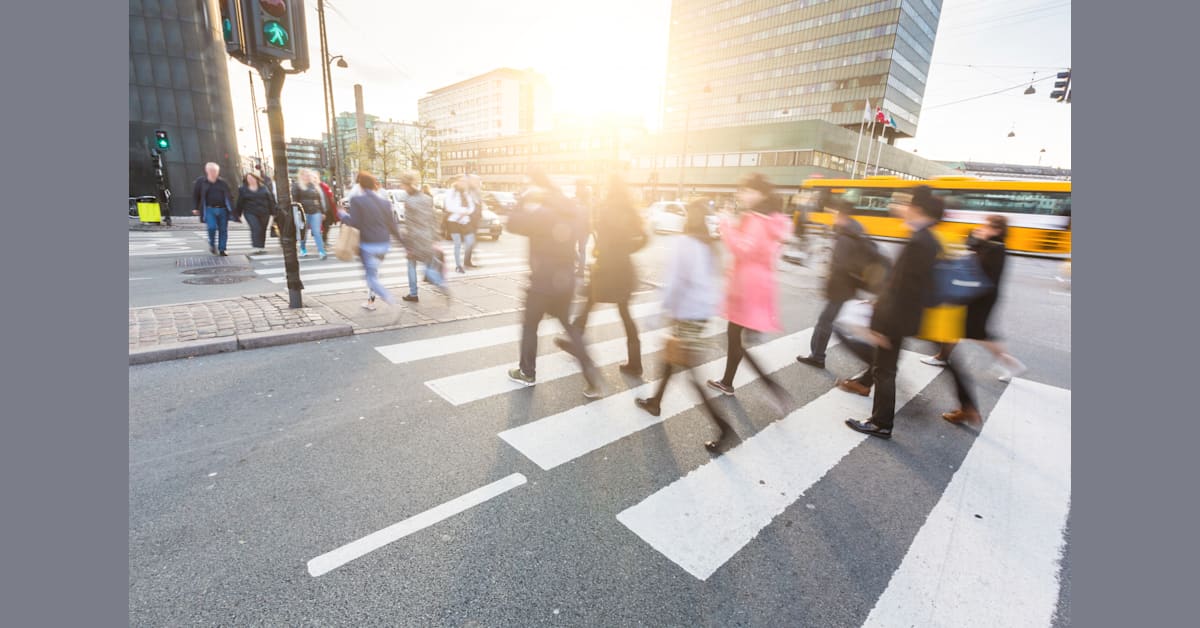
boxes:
[873,126,889,176]
[851,102,868,179]
[862,106,877,179]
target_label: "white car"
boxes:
[384,189,408,223]
[646,201,720,238]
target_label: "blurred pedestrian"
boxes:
[338,172,404,310]
[444,176,478,274]
[574,180,594,277]
[705,174,792,406]
[191,162,235,256]
[293,169,329,259]
[556,174,648,375]
[635,199,733,450]
[842,186,944,440]
[506,170,602,399]
[797,198,888,368]
[398,171,448,303]
[235,171,275,254]
[463,175,485,269]
[319,176,338,244]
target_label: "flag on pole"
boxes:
[863,100,872,121]
[875,107,887,125]
[887,115,897,129]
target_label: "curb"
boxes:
[129,323,354,366]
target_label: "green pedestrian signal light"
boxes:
[154,130,170,151]
[223,17,233,42]
[263,20,289,48]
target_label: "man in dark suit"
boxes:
[798,198,871,369]
[843,186,944,440]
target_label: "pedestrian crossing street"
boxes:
[190,227,533,295]
[128,232,194,256]
[311,306,1072,626]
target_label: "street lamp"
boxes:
[1038,148,1047,166]
[677,83,712,200]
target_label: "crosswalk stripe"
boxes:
[424,320,727,406]
[264,257,529,283]
[613,350,940,581]
[252,252,523,275]
[498,328,827,472]
[860,378,1071,628]
[294,264,533,294]
[374,300,664,365]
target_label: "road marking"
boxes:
[252,253,523,275]
[265,259,529,283]
[615,350,939,581]
[307,473,527,577]
[499,328,826,471]
[425,320,726,406]
[375,300,663,365]
[861,378,1071,628]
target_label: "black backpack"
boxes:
[849,233,891,294]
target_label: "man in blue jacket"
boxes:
[192,162,236,256]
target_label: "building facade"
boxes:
[936,161,1072,182]
[663,0,941,140]
[285,138,326,178]
[418,68,553,144]
[130,0,243,216]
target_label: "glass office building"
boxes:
[663,0,941,140]
[129,0,242,216]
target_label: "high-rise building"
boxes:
[285,138,326,178]
[129,0,242,216]
[663,0,941,140]
[418,68,552,144]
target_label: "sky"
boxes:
[227,0,1071,169]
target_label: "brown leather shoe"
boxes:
[942,408,982,423]
[837,379,871,397]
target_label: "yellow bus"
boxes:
[797,176,1071,256]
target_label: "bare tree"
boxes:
[401,123,440,186]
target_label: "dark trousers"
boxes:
[245,213,268,249]
[520,289,597,384]
[810,298,846,361]
[865,335,903,428]
[648,362,726,428]
[570,297,641,369]
[720,322,784,397]
[943,346,978,412]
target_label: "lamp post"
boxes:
[676,84,711,200]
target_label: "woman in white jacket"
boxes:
[635,199,734,452]
[443,176,477,274]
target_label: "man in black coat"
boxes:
[798,198,871,369]
[192,162,236,256]
[505,171,602,399]
[843,186,944,440]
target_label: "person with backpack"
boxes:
[635,199,733,451]
[797,198,889,369]
[842,186,943,440]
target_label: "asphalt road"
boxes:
[129,233,1072,626]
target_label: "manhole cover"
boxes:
[176,255,248,269]
[183,275,256,285]
[181,265,253,275]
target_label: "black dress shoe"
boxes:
[845,418,892,440]
[796,355,825,368]
[402,294,419,303]
[635,398,661,417]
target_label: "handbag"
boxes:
[665,319,707,367]
[833,300,875,344]
[929,254,994,305]
[334,224,360,261]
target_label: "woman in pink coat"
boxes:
[707,173,793,402]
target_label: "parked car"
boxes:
[384,189,408,223]
[645,201,720,238]
[482,191,518,214]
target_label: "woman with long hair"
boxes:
[293,169,329,260]
[635,199,734,450]
[556,174,647,375]
[337,172,405,310]
[706,173,792,405]
[235,171,274,254]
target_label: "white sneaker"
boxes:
[921,356,948,366]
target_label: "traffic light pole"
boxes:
[259,60,304,309]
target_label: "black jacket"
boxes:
[293,183,325,215]
[871,224,942,338]
[588,204,647,303]
[826,218,866,302]
[967,233,1006,297]
[235,185,275,217]
[192,177,234,213]
[507,191,583,296]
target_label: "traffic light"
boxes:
[245,0,309,71]
[1050,69,1071,103]
[219,0,247,59]
[154,130,170,151]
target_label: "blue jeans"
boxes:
[407,256,446,296]
[451,231,475,269]
[204,206,229,251]
[360,242,394,304]
[300,212,325,255]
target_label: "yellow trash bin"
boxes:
[136,196,162,224]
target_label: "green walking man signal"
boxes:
[263,20,289,47]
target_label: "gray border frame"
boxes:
[2,2,128,626]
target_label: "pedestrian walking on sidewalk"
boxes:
[463,175,485,269]
[444,176,478,274]
[635,199,733,450]
[842,186,944,440]
[192,162,235,256]
[235,171,275,254]
[506,170,602,399]
[319,178,338,244]
[293,169,329,259]
[338,172,405,310]
[705,173,792,407]
[555,174,648,376]
[397,171,448,304]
